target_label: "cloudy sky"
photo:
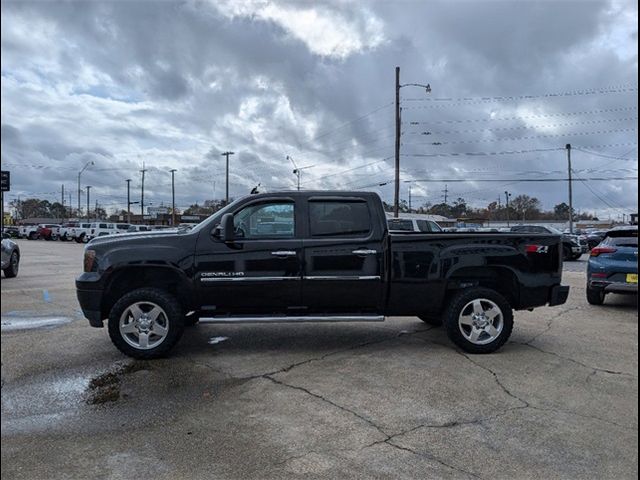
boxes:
[1,0,638,219]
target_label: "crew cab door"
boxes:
[301,197,384,314]
[194,198,303,314]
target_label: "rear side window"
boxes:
[309,201,371,237]
[604,236,638,247]
[99,223,108,229]
[388,219,414,231]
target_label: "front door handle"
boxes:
[352,249,377,256]
[271,250,297,257]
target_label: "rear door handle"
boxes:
[271,250,297,257]
[352,249,377,256]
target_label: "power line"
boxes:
[402,85,638,106]
[308,101,393,143]
[405,106,638,125]
[404,117,638,136]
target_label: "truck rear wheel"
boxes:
[444,287,513,354]
[108,288,185,359]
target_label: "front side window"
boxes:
[233,202,294,239]
[309,201,371,237]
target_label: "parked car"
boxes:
[86,222,118,241]
[127,225,152,232]
[59,222,80,241]
[586,230,608,250]
[510,225,583,260]
[36,224,60,241]
[387,217,443,232]
[115,223,132,234]
[77,191,569,359]
[586,227,638,305]
[69,223,93,243]
[1,233,20,278]
[2,226,20,238]
[19,225,39,240]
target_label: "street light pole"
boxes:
[140,164,147,216]
[170,169,177,226]
[86,186,92,221]
[221,151,234,205]
[394,66,431,218]
[126,179,131,223]
[505,191,512,227]
[77,161,94,218]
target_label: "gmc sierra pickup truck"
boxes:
[76,191,569,358]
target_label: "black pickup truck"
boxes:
[77,191,569,358]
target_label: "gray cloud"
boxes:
[1,0,637,218]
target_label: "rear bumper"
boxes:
[548,285,570,306]
[76,273,105,327]
[589,280,638,295]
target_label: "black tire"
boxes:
[571,253,582,261]
[562,245,573,261]
[108,288,185,359]
[3,252,19,278]
[76,233,85,243]
[443,287,514,354]
[586,287,605,305]
[418,314,443,326]
[28,232,38,240]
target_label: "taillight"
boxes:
[84,250,97,272]
[590,247,617,257]
[525,245,549,254]
[590,272,607,278]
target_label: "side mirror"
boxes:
[217,213,235,242]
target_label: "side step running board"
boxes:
[198,315,385,324]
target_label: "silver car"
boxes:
[1,234,20,278]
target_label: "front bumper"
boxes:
[548,285,570,306]
[76,272,104,327]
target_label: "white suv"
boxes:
[86,222,117,241]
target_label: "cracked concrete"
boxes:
[2,241,638,479]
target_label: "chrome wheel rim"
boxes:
[458,298,504,345]
[119,301,169,350]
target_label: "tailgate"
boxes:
[516,234,563,275]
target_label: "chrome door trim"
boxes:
[352,249,377,255]
[271,250,297,257]
[200,276,300,282]
[199,315,385,324]
[304,275,381,281]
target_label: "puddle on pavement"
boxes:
[208,336,229,345]
[86,361,151,405]
[1,312,73,331]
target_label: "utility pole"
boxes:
[566,144,574,234]
[505,191,512,227]
[95,200,98,220]
[442,184,449,205]
[140,163,147,216]
[170,169,177,226]
[408,182,412,212]
[394,66,431,218]
[126,179,132,223]
[394,67,401,218]
[221,151,234,205]
[61,184,65,221]
[86,186,92,221]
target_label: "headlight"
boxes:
[83,249,97,272]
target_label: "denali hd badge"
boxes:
[201,272,245,277]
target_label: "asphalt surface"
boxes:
[1,240,638,479]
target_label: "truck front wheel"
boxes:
[444,287,513,354]
[108,288,185,359]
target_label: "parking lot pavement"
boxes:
[2,240,638,479]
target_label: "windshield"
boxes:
[184,198,244,234]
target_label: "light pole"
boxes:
[394,66,431,218]
[221,151,234,205]
[505,191,512,227]
[140,164,147,216]
[126,179,132,223]
[287,155,315,190]
[170,169,177,226]
[86,186,92,221]
[77,161,94,217]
